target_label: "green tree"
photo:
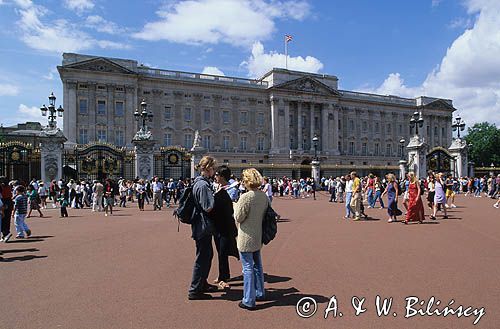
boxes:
[464,122,500,166]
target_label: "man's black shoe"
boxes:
[188,293,213,300]
[203,283,220,293]
[238,302,256,310]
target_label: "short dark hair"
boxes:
[216,165,231,181]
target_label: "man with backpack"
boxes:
[187,156,219,300]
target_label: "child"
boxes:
[58,188,69,218]
[13,185,31,239]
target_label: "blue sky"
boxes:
[1,0,499,128]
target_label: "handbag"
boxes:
[262,203,278,245]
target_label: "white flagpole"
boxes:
[285,36,288,70]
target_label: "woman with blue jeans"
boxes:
[344,174,354,219]
[234,168,268,310]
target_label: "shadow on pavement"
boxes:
[0,248,39,254]
[0,255,48,262]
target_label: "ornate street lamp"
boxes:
[312,134,319,160]
[134,99,153,133]
[399,137,406,160]
[409,111,424,136]
[451,115,466,139]
[40,92,64,130]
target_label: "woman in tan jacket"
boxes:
[234,168,268,310]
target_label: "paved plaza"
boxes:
[1,193,499,329]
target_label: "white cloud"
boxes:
[0,83,20,96]
[18,104,43,121]
[241,41,323,78]
[362,0,500,126]
[201,66,225,76]
[86,15,123,34]
[15,2,130,53]
[64,0,94,14]
[133,0,311,47]
[43,67,58,80]
[431,0,441,8]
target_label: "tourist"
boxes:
[0,177,13,243]
[167,178,177,205]
[57,187,69,218]
[372,176,385,209]
[74,181,83,209]
[13,185,31,239]
[38,181,48,209]
[152,177,163,210]
[211,165,239,290]
[136,179,146,211]
[262,177,273,203]
[336,177,345,203]
[445,174,457,208]
[26,185,43,218]
[431,173,448,220]
[366,174,375,208]
[426,172,436,210]
[404,172,425,224]
[381,173,401,223]
[350,171,362,221]
[119,180,128,207]
[234,168,268,310]
[328,176,336,202]
[402,174,410,212]
[344,174,353,219]
[104,179,114,217]
[92,180,104,212]
[49,180,59,207]
[188,156,219,300]
[291,179,299,199]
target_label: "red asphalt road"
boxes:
[1,193,499,329]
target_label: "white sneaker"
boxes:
[451,204,457,208]
[494,204,499,209]
[3,233,12,243]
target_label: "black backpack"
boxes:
[173,183,197,232]
[262,203,279,245]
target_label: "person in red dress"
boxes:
[405,172,425,224]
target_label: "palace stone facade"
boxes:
[58,53,456,177]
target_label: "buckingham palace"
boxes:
[57,53,456,178]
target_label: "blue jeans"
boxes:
[345,192,353,218]
[367,188,374,207]
[14,213,29,237]
[240,250,265,307]
[373,190,385,208]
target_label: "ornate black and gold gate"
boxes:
[0,141,40,183]
[63,142,134,181]
[427,147,452,174]
[154,146,191,180]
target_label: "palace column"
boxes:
[66,81,77,143]
[297,101,303,151]
[332,104,340,155]
[270,95,279,153]
[125,85,136,146]
[321,103,329,153]
[310,103,315,152]
[284,99,290,150]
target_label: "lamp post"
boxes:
[451,115,466,139]
[40,92,64,130]
[399,137,406,160]
[134,99,153,133]
[409,110,424,136]
[312,134,319,160]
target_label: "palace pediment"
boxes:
[423,99,456,111]
[272,76,340,96]
[63,58,135,74]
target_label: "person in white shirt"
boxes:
[344,175,354,219]
[262,177,273,203]
[38,182,48,209]
[152,177,163,210]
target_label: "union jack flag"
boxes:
[285,34,293,42]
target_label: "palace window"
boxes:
[315,117,320,130]
[79,129,88,144]
[164,133,172,146]
[349,141,355,155]
[349,120,354,131]
[257,112,264,126]
[184,108,192,122]
[223,136,230,150]
[204,109,211,123]
[257,137,265,151]
[434,126,438,135]
[97,85,106,90]
[115,130,125,146]
[302,115,306,127]
[362,121,367,131]
[338,141,342,153]
[386,143,392,156]
[78,84,88,90]
[97,129,107,142]
[222,111,230,124]
[97,100,106,115]
[184,134,193,149]
[375,122,380,133]
[164,106,172,120]
[115,101,124,117]
[387,123,391,134]
[374,143,380,156]
[203,135,211,150]
[240,136,247,150]
[362,142,367,156]
[338,119,341,130]
[427,126,430,136]
[289,114,293,127]
[240,111,248,125]
[79,99,88,115]
[399,124,403,134]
